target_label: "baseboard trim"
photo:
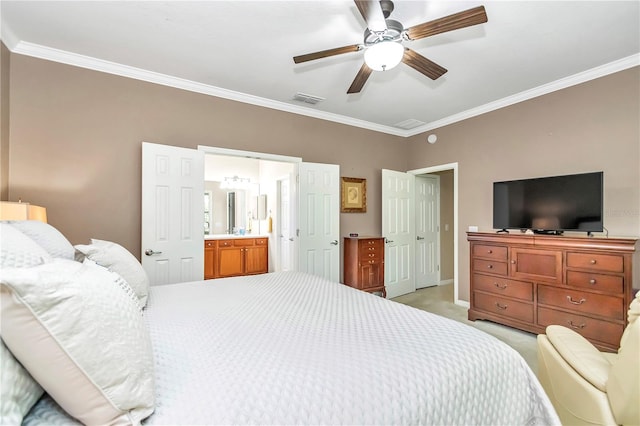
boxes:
[455,300,470,309]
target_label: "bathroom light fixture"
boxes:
[220,176,251,190]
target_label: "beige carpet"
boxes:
[392,284,539,373]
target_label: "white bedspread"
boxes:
[24,271,559,425]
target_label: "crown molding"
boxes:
[407,53,640,136]
[5,35,638,138]
[7,39,407,137]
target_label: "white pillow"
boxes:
[75,239,149,307]
[0,341,44,425]
[0,223,47,424]
[0,258,155,425]
[0,222,51,268]
[6,220,75,260]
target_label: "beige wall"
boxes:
[0,43,9,200]
[4,50,639,302]
[7,53,407,259]
[407,67,640,300]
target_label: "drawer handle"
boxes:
[590,259,597,264]
[487,249,493,254]
[487,264,493,269]
[510,260,516,264]
[369,260,375,264]
[369,254,375,257]
[566,296,586,305]
[494,283,508,290]
[567,320,586,330]
[589,279,596,285]
[495,302,508,310]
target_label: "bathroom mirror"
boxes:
[204,180,260,235]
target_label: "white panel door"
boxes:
[298,162,340,282]
[382,169,415,298]
[277,175,295,272]
[415,175,440,288]
[142,142,204,286]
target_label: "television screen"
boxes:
[493,172,603,233]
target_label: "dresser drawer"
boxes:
[537,285,624,320]
[473,274,533,301]
[537,307,624,348]
[566,270,624,294]
[474,292,533,323]
[204,240,216,248]
[473,259,508,276]
[472,244,508,261]
[566,252,624,273]
[360,251,383,261]
[359,240,383,252]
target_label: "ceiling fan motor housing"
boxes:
[364,19,404,46]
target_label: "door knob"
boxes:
[144,249,162,256]
[330,240,339,246]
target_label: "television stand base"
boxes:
[496,229,509,234]
[533,230,564,236]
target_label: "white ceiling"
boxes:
[1,1,639,136]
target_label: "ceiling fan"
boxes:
[293,0,488,94]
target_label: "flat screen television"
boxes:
[493,171,603,235]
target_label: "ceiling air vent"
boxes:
[394,119,426,130]
[292,92,325,105]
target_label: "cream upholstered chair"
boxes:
[537,292,640,426]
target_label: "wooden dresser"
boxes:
[204,237,268,279]
[343,236,386,297]
[468,232,638,352]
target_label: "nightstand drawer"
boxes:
[566,252,623,273]
[472,244,508,261]
[538,307,624,348]
[474,292,533,323]
[538,285,624,320]
[566,270,624,294]
[473,259,508,276]
[472,274,532,301]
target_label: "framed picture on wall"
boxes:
[341,177,366,213]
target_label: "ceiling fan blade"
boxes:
[293,44,361,64]
[354,0,387,32]
[402,48,447,80]
[347,63,373,94]
[406,5,487,40]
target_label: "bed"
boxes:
[1,221,560,425]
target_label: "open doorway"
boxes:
[409,163,460,305]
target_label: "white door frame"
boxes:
[407,163,465,307]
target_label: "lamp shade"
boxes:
[0,201,47,223]
[364,41,404,71]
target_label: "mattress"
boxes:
[24,271,559,425]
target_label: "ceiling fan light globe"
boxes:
[364,41,404,71]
